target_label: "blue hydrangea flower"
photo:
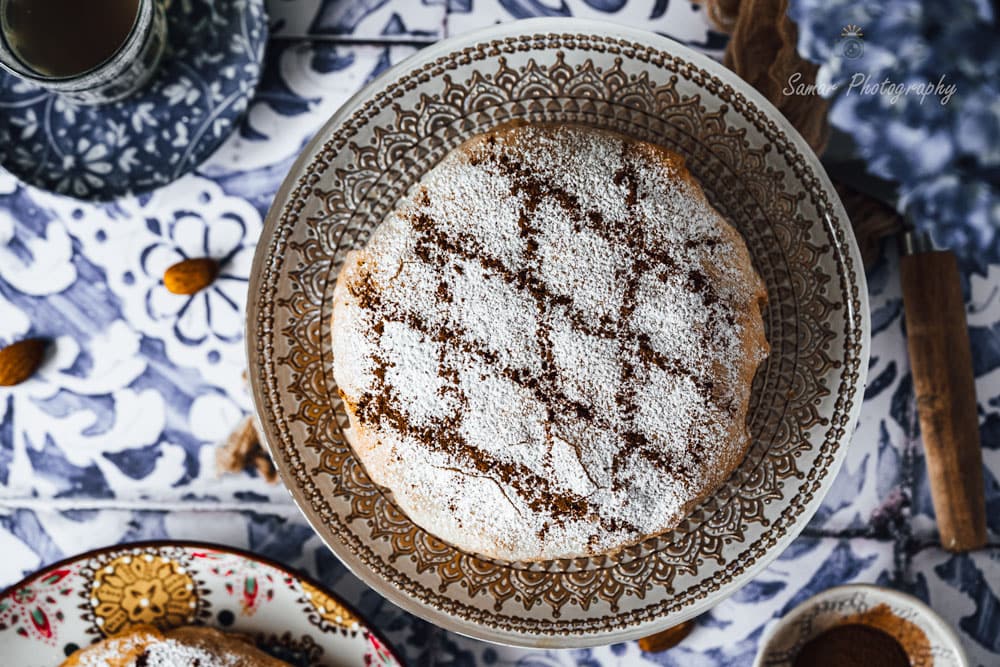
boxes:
[788,0,1000,268]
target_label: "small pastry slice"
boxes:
[61,624,292,667]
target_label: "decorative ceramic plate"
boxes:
[755,584,969,667]
[0,0,267,200]
[0,541,403,667]
[247,18,870,646]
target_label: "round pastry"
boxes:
[61,625,292,667]
[332,123,769,562]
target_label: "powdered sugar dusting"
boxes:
[68,628,291,667]
[73,636,240,667]
[332,123,768,561]
[73,632,154,666]
[136,639,241,666]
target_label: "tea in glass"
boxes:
[0,0,166,104]
[2,0,141,78]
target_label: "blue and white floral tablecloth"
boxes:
[1,2,998,666]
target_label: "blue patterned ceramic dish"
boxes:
[0,0,267,200]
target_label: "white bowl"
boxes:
[754,584,969,667]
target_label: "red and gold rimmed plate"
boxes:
[0,541,403,666]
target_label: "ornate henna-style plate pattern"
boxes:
[0,541,403,666]
[247,19,869,647]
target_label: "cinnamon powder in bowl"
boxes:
[791,620,912,667]
[755,584,968,667]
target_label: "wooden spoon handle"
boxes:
[899,248,987,551]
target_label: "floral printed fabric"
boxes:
[0,2,998,665]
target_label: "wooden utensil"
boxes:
[899,230,987,552]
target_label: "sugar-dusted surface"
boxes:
[332,124,768,561]
[133,640,237,667]
[70,629,158,667]
[69,626,290,667]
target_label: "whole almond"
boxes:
[0,338,46,387]
[164,257,219,295]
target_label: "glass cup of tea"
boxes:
[0,0,167,105]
